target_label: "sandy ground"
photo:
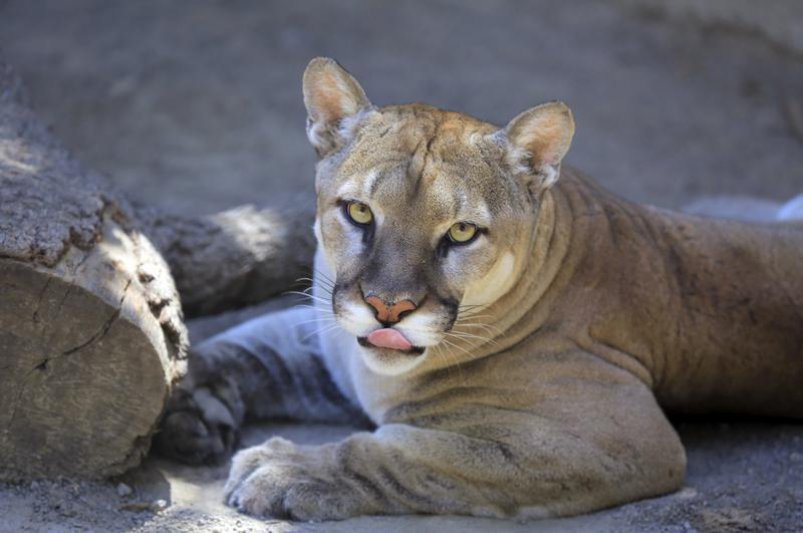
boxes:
[1,416,802,533]
[1,1,802,531]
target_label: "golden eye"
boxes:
[447,222,478,244]
[347,201,374,225]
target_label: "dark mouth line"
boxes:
[357,336,426,355]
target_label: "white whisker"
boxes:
[285,290,333,305]
[302,322,342,342]
[293,304,335,313]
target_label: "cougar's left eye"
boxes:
[447,222,478,244]
[346,201,374,226]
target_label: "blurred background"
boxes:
[0,0,801,216]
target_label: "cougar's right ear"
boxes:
[303,57,372,157]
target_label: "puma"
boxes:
[156,57,803,521]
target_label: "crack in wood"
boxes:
[55,278,132,360]
[31,276,52,324]
[3,279,133,437]
[60,307,121,357]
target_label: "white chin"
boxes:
[358,345,427,376]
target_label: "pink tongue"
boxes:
[367,328,413,351]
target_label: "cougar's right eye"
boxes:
[345,201,374,226]
[447,222,478,244]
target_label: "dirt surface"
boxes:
[1,414,801,533]
[1,0,802,531]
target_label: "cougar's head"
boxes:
[303,58,574,375]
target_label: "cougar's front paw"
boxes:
[154,375,244,465]
[224,438,363,521]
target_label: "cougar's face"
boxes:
[314,107,533,375]
[303,58,573,375]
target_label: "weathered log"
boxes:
[0,56,191,480]
[0,57,314,479]
[137,200,316,318]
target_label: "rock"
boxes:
[116,483,133,498]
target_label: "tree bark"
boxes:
[136,200,315,318]
[0,57,314,479]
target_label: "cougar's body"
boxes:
[157,58,803,521]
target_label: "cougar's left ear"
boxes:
[303,57,373,157]
[502,101,575,194]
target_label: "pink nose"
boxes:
[364,296,417,324]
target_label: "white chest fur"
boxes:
[313,248,398,423]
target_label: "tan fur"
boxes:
[161,58,803,521]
